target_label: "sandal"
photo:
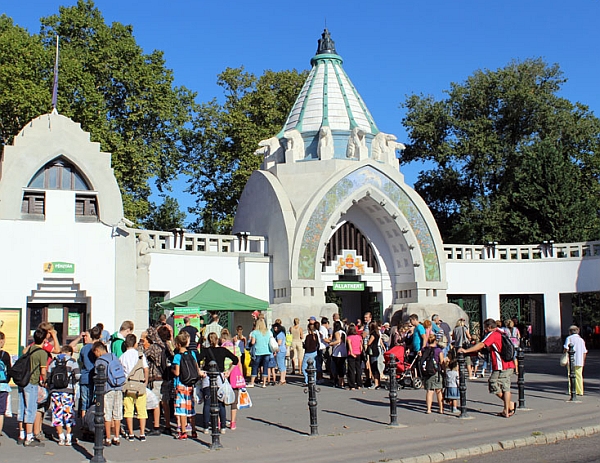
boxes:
[103,438,112,447]
[278,381,287,385]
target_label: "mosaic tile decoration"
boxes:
[297,166,440,281]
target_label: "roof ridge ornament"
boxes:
[317,28,337,55]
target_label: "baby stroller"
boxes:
[383,345,423,389]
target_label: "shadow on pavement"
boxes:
[245,416,308,436]
[322,408,388,425]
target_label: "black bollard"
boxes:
[568,343,577,401]
[91,362,106,463]
[208,361,223,450]
[304,357,319,435]
[388,354,398,426]
[457,351,469,418]
[516,347,525,408]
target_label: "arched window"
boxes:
[28,157,91,191]
[22,157,98,220]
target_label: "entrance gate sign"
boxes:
[333,281,365,291]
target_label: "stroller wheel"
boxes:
[412,377,423,389]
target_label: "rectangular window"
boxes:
[75,194,98,220]
[21,191,45,216]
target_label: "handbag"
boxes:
[217,377,236,405]
[269,334,279,353]
[559,352,568,367]
[229,364,247,389]
[237,387,252,409]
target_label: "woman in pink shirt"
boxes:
[346,324,363,390]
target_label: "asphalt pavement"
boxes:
[0,352,598,463]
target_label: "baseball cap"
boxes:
[308,316,317,322]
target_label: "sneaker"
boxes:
[185,424,192,433]
[127,434,135,442]
[65,439,72,447]
[176,432,187,440]
[139,435,146,442]
[220,428,226,435]
[368,385,376,390]
[147,429,161,437]
[246,383,254,388]
[17,437,25,446]
[23,439,44,447]
[112,438,121,446]
[58,437,66,446]
[230,421,237,430]
[34,433,47,441]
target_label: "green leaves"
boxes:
[403,58,600,244]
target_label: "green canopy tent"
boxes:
[158,279,269,312]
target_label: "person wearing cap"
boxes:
[563,325,587,396]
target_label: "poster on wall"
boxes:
[0,308,22,356]
[173,307,206,333]
[68,313,81,336]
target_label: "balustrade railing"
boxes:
[135,230,266,255]
[444,241,600,262]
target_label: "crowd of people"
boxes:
[0,309,589,449]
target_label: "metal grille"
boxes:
[323,222,380,272]
[447,295,482,339]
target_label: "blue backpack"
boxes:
[99,354,126,388]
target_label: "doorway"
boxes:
[26,303,88,346]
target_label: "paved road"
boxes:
[456,433,600,463]
[0,352,598,463]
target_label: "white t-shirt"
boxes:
[564,334,587,367]
[318,326,329,350]
[120,348,148,376]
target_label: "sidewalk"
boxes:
[0,352,598,463]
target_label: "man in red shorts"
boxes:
[459,318,516,418]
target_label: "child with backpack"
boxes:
[92,341,126,446]
[120,334,149,442]
[0,331,12,441]
[421,334,445,414]
[443,349,460,414]
[171,331,202,440]
[47,345,80,446]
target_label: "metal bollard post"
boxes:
[457,351,469,418]
[90,362,106,463]
[208,361,223,450]
[568,343,577,401]
[517,347,525,408]
[304,357,319,435]
[388,354,398,427]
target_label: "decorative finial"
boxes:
[316,28,337,55]
[51,35,60,113]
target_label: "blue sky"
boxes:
[4,0,600,220]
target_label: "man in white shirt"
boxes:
[563,325,588,396]
[203,313,224,347]
[120,334,149,441]
[317,318,331,384]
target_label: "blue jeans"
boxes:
[80,384,94,412]
[251,354,270,378]
[302,351,318,384]
[202,387,226,430]
[17,383,38,424]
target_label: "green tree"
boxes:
[184,66,307,233]
[402,58,600,244]
[143,195,186,231]
[1,1,196,223]
[0,15,50,146]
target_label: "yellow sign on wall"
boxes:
[0,308,22,356]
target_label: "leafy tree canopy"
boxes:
[184,66,307,233]
[1,0,197,223]
[402,58,600,244]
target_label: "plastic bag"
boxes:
[237,388,252,409]
[217,378,236,405]
[145,387,159,409]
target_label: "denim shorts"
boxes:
[18,383,39,424]
[80,384,94,412]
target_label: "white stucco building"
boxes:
[0,30,597,353]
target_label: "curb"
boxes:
[391,425,600,463]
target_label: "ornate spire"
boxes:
[316,28,337,55]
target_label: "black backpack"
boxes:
[8,347,42,388]
[499,331,515,362]
[420,346,440,377]
[178,351,199,386]
[50,357,71,389]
